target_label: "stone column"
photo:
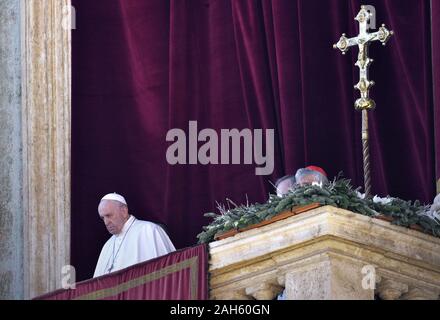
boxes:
[22,0,72,299]
[0,0,24,300]
[284,253,374,300]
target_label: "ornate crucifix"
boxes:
[333,5,393,197]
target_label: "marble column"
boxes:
[22,0,72,299]
[0,0,24,300]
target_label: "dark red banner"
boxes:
[36,244,208,300]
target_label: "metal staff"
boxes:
[333,5,393,197]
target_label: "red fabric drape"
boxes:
[71,0,438,281]
[37,244,208,300]
[432,0,440,190]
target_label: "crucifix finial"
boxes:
[333,6,393,110]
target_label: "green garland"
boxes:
[197,178,440,244]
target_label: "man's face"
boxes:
[98,200,129,235]
[276,178,295,197]
[297,174,319,186]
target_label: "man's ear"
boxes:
[122,205,129,218]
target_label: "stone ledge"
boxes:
[209,206,440,300]
[209,206,440,271]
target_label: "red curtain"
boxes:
[71,0,438,281]
[37,244,208,300]
[432,0,440,190]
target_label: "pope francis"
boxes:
[93,193,176,278]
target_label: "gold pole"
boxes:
[362,110,371,197]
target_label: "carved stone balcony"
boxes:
[208,206,440,300]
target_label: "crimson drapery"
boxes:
[36,244,208,300]
[71,0,439,281]
[432,0,440,190]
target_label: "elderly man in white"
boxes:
[93,193,176,278]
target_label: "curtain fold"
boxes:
[72,0,438,281]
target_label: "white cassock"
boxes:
[93,215,176,278]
